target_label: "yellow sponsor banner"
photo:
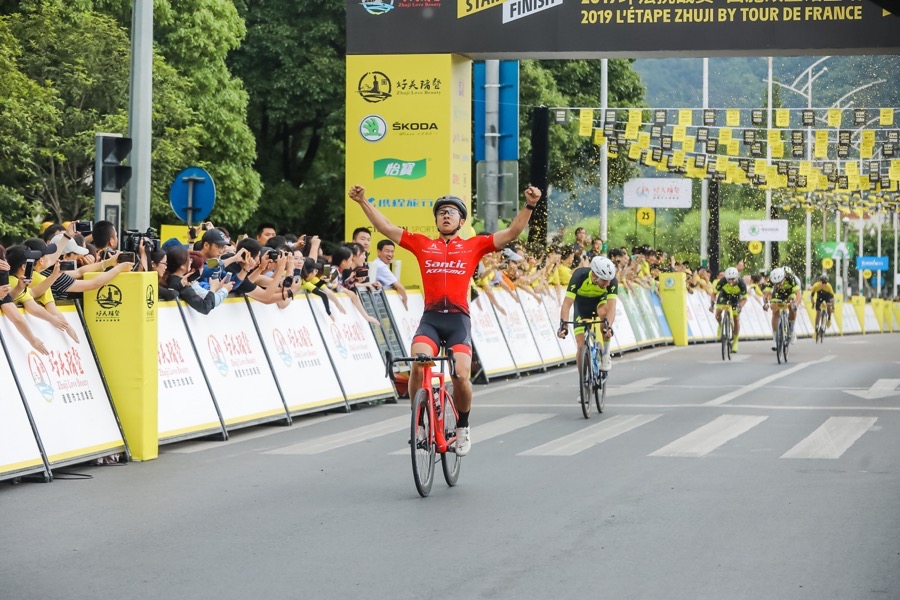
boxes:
[768,129,781,145]
[726,110,740,127]
[628,108,642,126]
[862,130,875,146]
[846,161,859,176]
[771,141,784,158]
[592,128,605,146]
[160,224,192,246]
[682,136,695,154]
[727,140,739,156]
[458,0,505,18]
[637,131,650,149]
[775,109,789,128]
[827,109,842,127]
[880,108,894,126]
[720,128,732,144]
[799,161,811,176]
[83,272,158,460]
[678,109,692,126]
[346,54,472,289]
[579,109,593,136]
[671,150,685,168]
[861,142,874,159]
[624,121,640,140]
[672,125,686,142]
[815,130,828,159]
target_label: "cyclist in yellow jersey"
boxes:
[709,266,747,353]
[763,267,802,350]
[810,273,835,328]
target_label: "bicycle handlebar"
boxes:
[384,349,457,382]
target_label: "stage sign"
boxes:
[348,0,898,57]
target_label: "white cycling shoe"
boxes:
[454,427,471,457]
[600,353,611,372]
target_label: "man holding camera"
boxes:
[34,230,135,299]
[4,245,80,343]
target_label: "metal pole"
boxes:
[843,220,850,298]
[893,211,898,298]
[858,214,864,295]
[835,211,843,296]
[484,60,500,233]
[700,58,709,267]
[765,57,773,271]
[876,209,882,297]
[600,58,609,249]
[126,0,153,232]
[805,68,812,286]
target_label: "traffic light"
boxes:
[97,135,132,192]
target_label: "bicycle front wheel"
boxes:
[596,371,606,413]
[776,317,784,365]
[410,389,435,497]
[578,344,593,419]
[781,321,790,364]
[440,382,461,487]
[721,317,732,361]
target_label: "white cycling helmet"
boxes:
[724,267,740,281]
[769,267,785,284]
[590,256,616,280]
[783,265,793,274]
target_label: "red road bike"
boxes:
[386,350,461,497]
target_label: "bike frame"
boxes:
[386,351,458,453]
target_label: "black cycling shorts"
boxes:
[413,311,473,357]
[815,291,834,305]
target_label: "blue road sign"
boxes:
[855,256,889,271]
[474,61,519,162]
[169,166,216,224]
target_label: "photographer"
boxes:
[35,233,134,300]
[0,247,49,355]
[4,245,79,342]
[297,257,346,321]
[165,247,233,315]
[150,251,178,301]
[219,238,299,308]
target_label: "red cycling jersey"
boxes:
[400,230,497,315]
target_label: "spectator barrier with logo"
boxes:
[2,275,896,478]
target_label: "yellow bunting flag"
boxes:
[628,108,642,125]
[628,143,642,161]
[579,109,594,136]
[673,125,686,142]
[678,109,692,126]
[727,140,739,156]
[815,130,828,158]
[772,141,784,158]
[861,143,874,159]
[880,108,894,126]
[768,129,781,145]
[799,161,812,176]
[776,109,790,128]
[726,109,740,127]
[624,122,640,140]
[671,150,685,167]
[592,128,605,146]
[827,109,842,128]
[683,136,695,154]
[846,161,859,176]
[637,131,651,149]
[862,130,875,146]
[720,128,732,144]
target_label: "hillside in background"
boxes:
[633,55,900,109]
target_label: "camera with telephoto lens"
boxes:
[122,227,161,254]
[266,249,281,260]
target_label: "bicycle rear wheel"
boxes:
[781,320,790,364]
[440,382,461,487]
[596,370,606,413]
[775,316,784,365]
[722,316,732,361]
[816,311,825,343]
[410,389,435,497]
[578,344,593,419]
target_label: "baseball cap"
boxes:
[49,233,89,256]
[201,229,228,246]
[5,245,44,274]
[162,237,186,252]
[23,238,58,255]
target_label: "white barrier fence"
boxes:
[2,285,896,481]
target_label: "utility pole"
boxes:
[126,0,153,232]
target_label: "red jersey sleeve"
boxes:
[399,230,430,254]
[469,233,497,260]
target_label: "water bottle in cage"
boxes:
[433,387,442,418]
[591,343,599,375]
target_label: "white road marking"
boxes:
[780,416,877,459]
[264,416,408,455]
[389,413,554,455]
[518,414,662,456]
[608,377,669,397]
[649,415,768,458]
[705,355,836,406]
[164,413,348,454]
[844,379,900,400]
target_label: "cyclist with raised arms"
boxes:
[810,273,835,329]
[556,255,618,374]
[709,266,747,354]
[348,183,542,457]
[763,266,802,350]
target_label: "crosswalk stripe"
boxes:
[518,414,662,456]
[649,415,768,457]
[264,416,408,455]
[780,416,877,459]
[389,414,554,455]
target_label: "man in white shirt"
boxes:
[371,239,407,309]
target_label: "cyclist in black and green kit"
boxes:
[709,266,747,354]
[557,256,618,374]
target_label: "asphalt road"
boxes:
[2,334,899,600]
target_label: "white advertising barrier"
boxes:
[842,303,863,334]
[469,292,518,378]
[181,298,288,429]
[863,304,882,333]
[540,290,576,360]
[795,303,814,338]
[250,297,346,414]
[516,290,565,366]
[739,298,772,339]
[491,289,544,371]
[631,287,666,344]
[157,302,225,443]
[610,293,638,352]
[617,288,650,347]
[0,338,46,480]
[0,307,126,466]
[686,292,716,341]
[307,293,394,403]
[383,289,425,352]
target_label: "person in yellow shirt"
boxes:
[810,273,835,328]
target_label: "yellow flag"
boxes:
[592,128,606,146]
[628,143,642,160]
[846,161,859,176]
[678,109,692,126]
[683,136,695,154]
[799,161,811,176]
[716,155,729,172]
[861,143,874,159]
[625,122,640,140]
[772,141,784,158]
[672,150,685,167]
[727,140,739,156]
[755,159,767,174]
[880,108,894,126]
[776,109,789,128]
[862,130,875,146]
[637,131,651,149]
[814,130,828,159]
[720,128,733,144]
[628,108,642,125]
[579,109,594,136]
[768,129,781,145]
[726,109,740,127]
[827,109,842,128]
[673,125,686,142]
